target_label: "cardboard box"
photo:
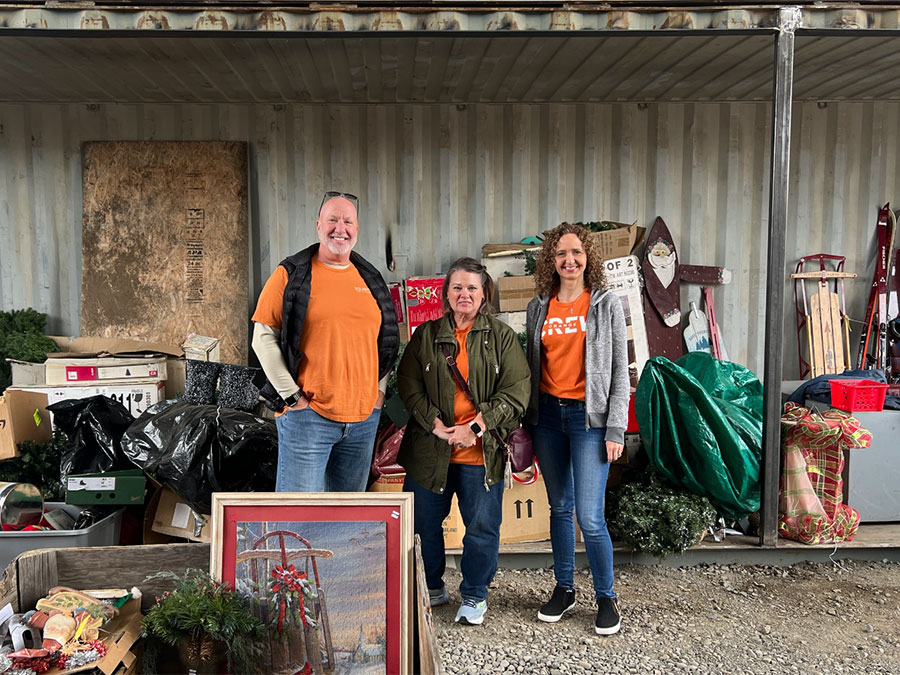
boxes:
[480,243,541,283]
[589,221,645,261]
[45,355,167,386]
[405,277,444,338]
[150,485,211,542]
[497,275,536,312]
[443,475,550,548]
[15,380,166,419]
[389,282,406,324]
[44,595,142,675]
[48,335,183,400]
[369,474,406,492]
[181,333,220,361]
[49,335,182,359]
[7,359,46,386]
[66,469,147,506]
[0,388,51,460]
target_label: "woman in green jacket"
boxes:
[397,257,530,626]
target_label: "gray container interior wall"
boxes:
[1,100,898,379]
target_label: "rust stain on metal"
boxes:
[195,12,230,31]
[369,12,401,31]
[550,10,575,31]
[435,17,460,31]
[257,11,287,32]
[313,13,347,31]
[661,12,694,30]
[79,14,109,30]
[137,12,170,30]
[606,11,629,30]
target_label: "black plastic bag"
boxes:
[121,399,278,514]
[48,395,138,485]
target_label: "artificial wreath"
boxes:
[608,469,718,559]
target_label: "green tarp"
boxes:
[635,352,763,519]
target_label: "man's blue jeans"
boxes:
[532,395,615,599]
[275,406,381,492]
[404,464,504,601]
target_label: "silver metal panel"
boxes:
[1,100,898,379]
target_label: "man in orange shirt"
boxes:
[251,191,399,492]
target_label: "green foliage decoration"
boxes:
[523,250,537,276]
[0,308,57,393]
[141,569,267,675]
[0,429,67,499]
[608,470,718,559]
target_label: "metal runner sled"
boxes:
[791,254,856,379]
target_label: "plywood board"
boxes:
[82,141,248,364]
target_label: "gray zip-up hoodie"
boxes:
[525,288,630,444]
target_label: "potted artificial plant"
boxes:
[141,568,267,675]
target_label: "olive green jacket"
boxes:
[396,313,530,494]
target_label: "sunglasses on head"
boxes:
[319,190,359,213]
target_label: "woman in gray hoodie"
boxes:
[525,223,630,636]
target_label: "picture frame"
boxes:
[210,492,414,675]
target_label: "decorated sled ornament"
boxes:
[642,216,732,361]
[683,302,711,353]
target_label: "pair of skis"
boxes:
[856,203,898,375]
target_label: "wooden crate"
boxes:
[0,543,210,614]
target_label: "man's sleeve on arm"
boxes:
[252,322,300,399]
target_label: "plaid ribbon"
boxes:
[778,402,872,545]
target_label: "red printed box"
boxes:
[405,277,444,338]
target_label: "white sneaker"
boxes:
[454,598,487,625]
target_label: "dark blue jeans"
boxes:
[532,395,615,599]
[405,464,504,601]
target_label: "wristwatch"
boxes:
[284,391,303,408]
[469,421,484,437]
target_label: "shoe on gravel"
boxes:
[595,596,621,636]
[428,585,450,607]
[455,598,487,625]
[537,586,576,623]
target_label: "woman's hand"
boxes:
[446,426,477,450]
[432,418,454,441]
[606,440,624,463]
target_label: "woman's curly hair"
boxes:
[533,223,607,296]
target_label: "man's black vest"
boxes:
[259,243,400,411]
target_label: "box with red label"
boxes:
[45,355,167,386]
[404,276,444,338]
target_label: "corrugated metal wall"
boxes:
[1,100,898,376]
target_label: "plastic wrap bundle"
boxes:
[121,399,277,514]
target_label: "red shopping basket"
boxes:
[829,379,888,412]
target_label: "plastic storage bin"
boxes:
[829,379,889,412]
[0,502,123,571]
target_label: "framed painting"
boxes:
[210,492,414,675]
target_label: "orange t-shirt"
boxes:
[449,325,484,465]
[251,257,382,422]
[540,290,589,400]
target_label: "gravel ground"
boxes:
[433,560,900,674]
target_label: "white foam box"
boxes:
[18,380,166,418]
[496,311,527,334]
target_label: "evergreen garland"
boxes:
[608,470,718,559]
[0,429,67,499]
